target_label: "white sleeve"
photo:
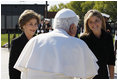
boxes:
[14,38,37,72]
[79,41,99,78]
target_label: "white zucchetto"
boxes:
[53,8,79,31]
[55,8,78,18]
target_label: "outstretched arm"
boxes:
[108,65,114,79]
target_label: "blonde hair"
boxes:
[82,9,106,36]
[18,9,40,30]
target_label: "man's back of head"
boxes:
[53,8,79,32]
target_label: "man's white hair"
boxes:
[53,8,79,31]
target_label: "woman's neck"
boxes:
[24,32,33,40]
[93,29,101,38]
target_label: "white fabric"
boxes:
[55,8,78,18]
[101,13,110,18]
[21,69,74,79]
[14,29,99,79]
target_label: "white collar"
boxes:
[53,29,70,36]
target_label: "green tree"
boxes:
[49,1,117,22]
[49,3,67,12]
[66,1,85,20]
[58,3,67,11]
[81,1,95,16]
[94,1,117,22]
[49,5,58,12]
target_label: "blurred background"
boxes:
[0,0,117,79]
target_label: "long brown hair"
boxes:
[82,9,106,36]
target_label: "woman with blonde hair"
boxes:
[80,9,115,79]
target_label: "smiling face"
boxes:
[23,18,38,37]
[88,16,102,33]
[84,10,106,34]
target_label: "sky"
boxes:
[1,0,115,10]
[0,0,71,10]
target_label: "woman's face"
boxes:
[88,16,102,32]
[23,18,38,36]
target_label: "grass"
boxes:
[1,33,115,47]
[1,34,20,46]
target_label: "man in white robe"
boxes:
[14,8,99,79]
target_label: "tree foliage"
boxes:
[49,3,67,12]
[93,1,117,22]
[66,1,85,20]
[49,1,117,22]
[81,1,95,15]
[58,3,67,11]
[48,5,58,12]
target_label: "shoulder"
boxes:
[10,36,23,51]
[103,30,113,39]
[11,36,21,45]
[11,33,27,45]
[70,37,92,52]
[100,30,113,44]
[69,36,88,47]
[79,33,89,41]
[29,33,49,43]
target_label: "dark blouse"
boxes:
[80,30,115,79]
[9,33,28,79]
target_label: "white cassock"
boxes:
[14,29,99,79]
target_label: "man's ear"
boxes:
[69,24,74,33]
[69,23,76,36]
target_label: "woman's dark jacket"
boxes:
[80,30,115,79]
[9,33,28,79]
